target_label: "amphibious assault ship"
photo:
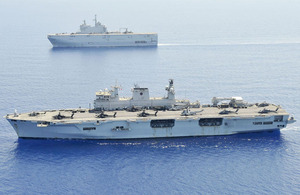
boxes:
[5,80,295,139]
[48,15,158,47]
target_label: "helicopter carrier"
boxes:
[47,15,158,47]
[5,80,295,139]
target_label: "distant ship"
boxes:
[47,15,158,47]
[5,79,296,140]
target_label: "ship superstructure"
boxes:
[94,79,186,110]
[5,80,296,140]
[47,15,158,47]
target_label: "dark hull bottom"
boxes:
[18,129,280,140]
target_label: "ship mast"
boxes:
[94,14,97,26]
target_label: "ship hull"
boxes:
[7,115,288,140]
[48,33,158,47]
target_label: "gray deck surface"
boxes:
[7,104,288,123]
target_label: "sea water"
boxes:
[0,0,300,194]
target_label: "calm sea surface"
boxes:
[1,0,300,194]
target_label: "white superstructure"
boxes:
[94,79,182,110]
[48,15,158,47]
[5,80,296,140]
